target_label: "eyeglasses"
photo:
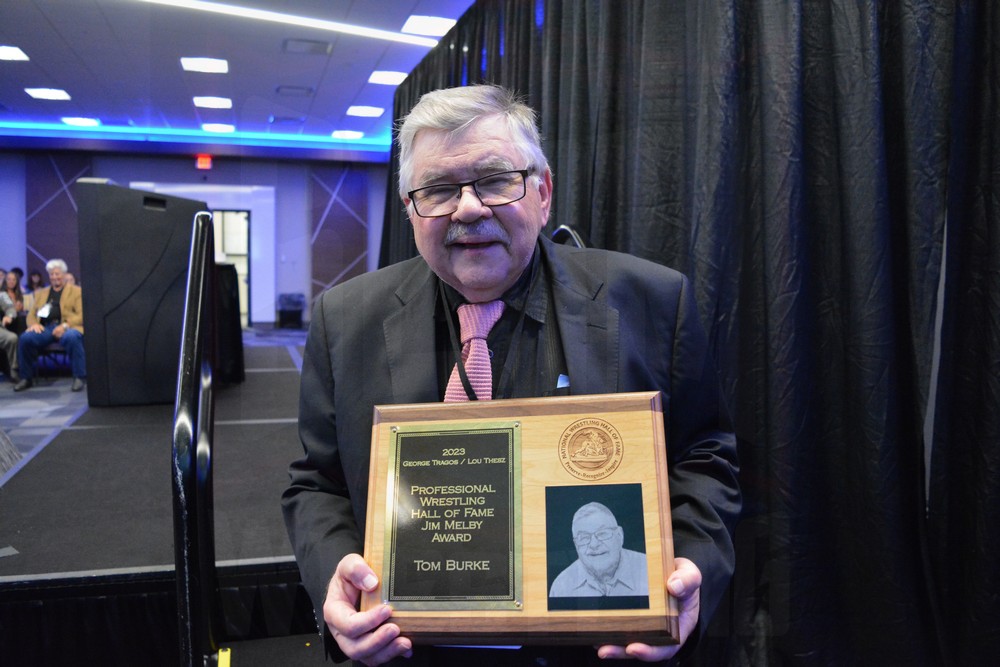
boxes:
[573,528,619,546]
[407,169,532,217]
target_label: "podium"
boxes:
[77,180,244,405]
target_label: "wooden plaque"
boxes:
[361,391,678,646]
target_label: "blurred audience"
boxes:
[14,259,87,393]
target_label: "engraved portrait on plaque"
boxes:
[545,483,649,611]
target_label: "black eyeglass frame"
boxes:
[572,527,621,546]
[406,169,533,218]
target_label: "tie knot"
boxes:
[456,300,505,344]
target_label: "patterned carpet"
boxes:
[0,371,88,480]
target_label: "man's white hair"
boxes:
[45,258,68,273]
[572,502,619,528]
[396,84,550,197]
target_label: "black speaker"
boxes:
[76,179,207,406]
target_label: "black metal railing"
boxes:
[171,211,220,666]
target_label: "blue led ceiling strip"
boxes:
[0,121,392,152]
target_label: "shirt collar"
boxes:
[573,556,638,595]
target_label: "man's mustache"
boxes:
[444,219,511,246]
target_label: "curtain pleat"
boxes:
[378,0,999,663]
[928,0,1000,662]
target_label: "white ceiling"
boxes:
[0,0,476,159]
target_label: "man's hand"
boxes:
[596,557,702,661]
[53,324,66,339]
[324,553,413,666]
[26,323,43,334]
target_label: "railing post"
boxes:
[172,212,220,666]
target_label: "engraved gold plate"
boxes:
[382,422,523,611]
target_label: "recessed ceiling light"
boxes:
[193,96,233,109]
[401,16,457,37]
[62,117,101,127]
[332,130,364,140]
[202,123,235,133]
[368,71,407,86]
[0,46,30,61]
[346,106,384,118]
[25,88,71,100]
[180,57,229,73]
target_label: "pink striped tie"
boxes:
[444,300,505,402]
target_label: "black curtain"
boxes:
[379,1,1000,664]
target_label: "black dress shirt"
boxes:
[435,247,569,401]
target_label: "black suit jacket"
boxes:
[282,237,740,661]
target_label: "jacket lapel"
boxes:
[541,239,620,395]
[383,261,441,404]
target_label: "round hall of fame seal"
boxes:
[558,418,624,480]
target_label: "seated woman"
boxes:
[3,269,26,334]
[22,269,44,318]
[26,269,45,293]
[0,274,20,382]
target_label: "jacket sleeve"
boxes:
[663,273,740,634]
[0,293,15,320]
[26,289,44,327]
[64,286,85,332]
[281,294,364,651]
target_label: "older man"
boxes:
[283,85,740,665]
[14,259,86,392]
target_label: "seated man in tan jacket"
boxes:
[15,259,87,392]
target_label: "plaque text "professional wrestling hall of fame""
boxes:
[384,423,523,611]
